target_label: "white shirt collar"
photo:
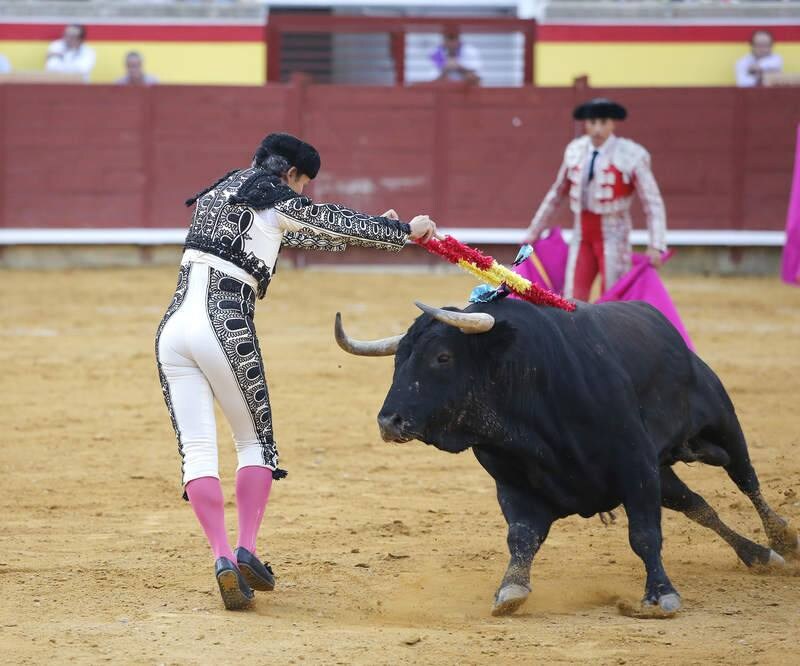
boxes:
[588,134,615,155]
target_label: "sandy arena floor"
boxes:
[0,266,798,665]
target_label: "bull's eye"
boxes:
[437,352,451,364]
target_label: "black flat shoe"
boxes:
[234,546,276,592]
[215,557,254,610]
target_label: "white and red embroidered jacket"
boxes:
[528,134,667,296]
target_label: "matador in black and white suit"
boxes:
[154,133,436,610]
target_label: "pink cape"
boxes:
[597,252,695,351]
[781,124,800,286]
[513,231,694,350]
[513,227,569,293]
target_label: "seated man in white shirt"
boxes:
[45,24,96,82]
[736,29,783,87]
[430,27,482,85]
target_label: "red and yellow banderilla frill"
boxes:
[415,235,575,312]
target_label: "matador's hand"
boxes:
[646,247,664,268]
[409,215,437,243]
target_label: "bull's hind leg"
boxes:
[746,490,799,559]
[491,481,553,617]
[712,420,800,558]
[622,460,681,615]
[660,467,783,567]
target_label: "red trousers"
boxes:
[572,211,605,301]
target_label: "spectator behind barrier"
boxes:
[45,24,96,82]
[430,27,482,85]
[116,51,158,86]
[736,29,783,87]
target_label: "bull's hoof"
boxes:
[655,593,682,614]
[768,550,787,567]
[770,524,800,559]
[616,593,681,619]
[752,550,800,577]
[491,584,530,616]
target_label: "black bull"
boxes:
[335,297,799,617]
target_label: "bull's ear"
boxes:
[487,320,517,348]
[467,320,517,356]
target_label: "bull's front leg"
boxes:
[622,460,682,617]
[493,481,553,616]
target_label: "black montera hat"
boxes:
[572,98,627,121]
[255,132,321,179]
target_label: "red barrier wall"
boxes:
[1,82,797,233]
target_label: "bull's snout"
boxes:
[377,411,413,443]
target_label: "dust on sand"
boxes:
[0,267,798,665]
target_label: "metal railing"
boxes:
[266,15,536,87]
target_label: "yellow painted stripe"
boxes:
[1,41,265,85]
[4,38,799,87]
[536,42,800,87]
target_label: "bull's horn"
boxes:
[414,301,495,334]
[334,312,404,356]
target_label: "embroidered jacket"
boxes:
[529,135,667,252]
[528,135,667,298]
[184,168,410,298]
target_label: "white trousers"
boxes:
[155,262,279,489]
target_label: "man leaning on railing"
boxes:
[430,27,482,85]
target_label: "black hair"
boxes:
[228,156,295,209]
[254,153,291,176]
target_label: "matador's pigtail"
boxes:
[184,169,239,207]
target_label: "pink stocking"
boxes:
[235,466,273,554]
[185,477,235,562]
